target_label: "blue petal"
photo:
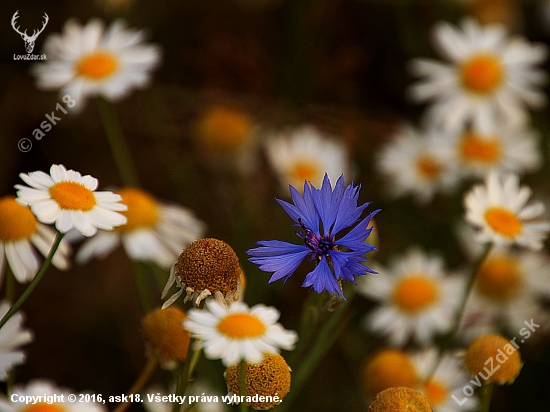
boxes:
[302,258,343,298]
[247,241,310,282]
[337,209,380,254]
[313,174,345,237]
[276,185,319,233]
[332,183,369,234]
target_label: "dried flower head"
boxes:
[361,350,418,398]
[141,307,190,369]
[162,238,242,308]
[368,387,432,412]
[225,353,291,410]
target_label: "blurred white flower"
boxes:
[0,301,33,381]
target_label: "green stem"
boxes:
[171,338,197,412]
[239,360,248,412]
[0,232,64,330]
[95,97,140,187]
[480,383,494,412]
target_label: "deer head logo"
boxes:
[11,11,49,54]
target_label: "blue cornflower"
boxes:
[247,174,379,298]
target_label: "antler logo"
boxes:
[11,10,49,54]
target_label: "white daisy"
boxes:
[264,125,349,192]
[31,18,161,111]
[358,248,462,347]
[0,380,106,412]
[0,301,33,381]
[412,349,478,412]
[377,124,457,204]
[0,196,71,283]
[409,18,548,132]
[184,300,297,366]
[464,170,550,250]
[15,164,128,237]
[75,187,206,268]
[448,124,541,178]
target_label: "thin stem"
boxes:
[95,97,140,187]
[171,338,196,412]
[480,383,494,412]
[0,232,64,330]
[239,360,248,412]
[112,357,158,412]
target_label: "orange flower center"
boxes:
[484,207,522,238]
[460,54,504,94]
[117,188,159,232]
[416,156,441,180]
[23,404,66,412]
[290,161,320,183]
[476,256,523,301]
[0,196,37,241]
[393,275,439,313]
[197,105,254,151]
[424,380,448,406]
[460,132,501,164]
[76,52,118,79]
[49,182,96,211]
[217,313,266,339]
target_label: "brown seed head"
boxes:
[368,387,432,412]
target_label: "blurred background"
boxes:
[1,0,550,410]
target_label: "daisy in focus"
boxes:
[448,124,541,178]
[464,170,550,250]
[358,248,462,346]
[0,196,71,283]
[247,174,379,299]
[76,187,205,268]
[264,125,349,192]
[31,18,161,111]
[183,300,297,366]
[408,18,548,132]
[0,301,33,381]
[0,380,106,412]
[377,124,457,204]
[412,349,478,412]
[15,164,127,237]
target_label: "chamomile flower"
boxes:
[0,301,33,381]
[0,196,71,283]
[264,125,349,192]
[409,18,548,132]
[412,349,478,412]
[464,171,550,250]
[358,248,461,346]
[183,300,297,367]
[448,124,541,178]
[76,188,205,268]
[15,164,127,237]
[0,380,106,412]
[247,174,379,299]
[31,18,161,111]
[377,124,457,204]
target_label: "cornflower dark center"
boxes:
[297,218,335,260]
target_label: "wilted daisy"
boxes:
[358,248,462,346]
[368,387,431,412]
[409,18,548,132]
[76,187,205,268]
[31,18,161,111]
[0,380,106,412]
[183,300,297,367]
[15,164,127,237]
[448,124,541,178]
[264,125,349,192]
[248,174,379,299]
[0,301,33,380]
[377,124,457,204]
[0,196,71,283]
[464,171,550,250]
[412,349,478,412]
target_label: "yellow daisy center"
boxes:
[476,256,523,301]
[416,156,441,180]
[393,275,439,313]
[117,188,159,232]
[76,51,118,79]
[0,196,37,241]
[362,350,418,398]
[484,207,523,238]
[197,105,254,151]
[460,132,501,164]
[217,313,266,339]
[23,404,66,412]
[49,182,96,211]
[289,161,320,183]
[424,380,448,406]
[460,54,504,94]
